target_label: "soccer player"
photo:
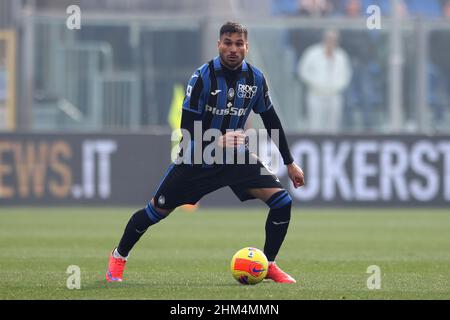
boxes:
[106,22,305,284]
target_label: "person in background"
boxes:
[298,30,352,133]
[444,0,450,18]
[298,0,333,16]
[339,0,385,131]
[403,0,442,18]
[271,0,333,16]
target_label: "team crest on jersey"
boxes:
[237,84,258,99]
[227,88,235,101]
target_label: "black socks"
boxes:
[117,208,154,257]
[116,192,292,262]
[263,190,293,262]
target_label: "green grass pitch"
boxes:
[0,207,449,300]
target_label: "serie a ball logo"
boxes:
[230,247,268,285]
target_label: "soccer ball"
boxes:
[230,247,268,285]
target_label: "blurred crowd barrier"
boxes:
[251,19,450,134]
[1,0,450,134]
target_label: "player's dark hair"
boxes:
[220,21,248,39]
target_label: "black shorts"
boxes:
[153,153,283,209]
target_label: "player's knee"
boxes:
[150,198,173,214]
[266,189,292,210]
[146,199,173,224]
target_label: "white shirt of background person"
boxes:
[298,30,352,133]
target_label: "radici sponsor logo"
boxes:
[237,84,258,99]
[287,138,450,203]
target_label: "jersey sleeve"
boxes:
[260,107,294,165]
[252,75,273,114]
[182,70,205,114]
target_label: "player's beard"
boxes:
[220,53,244,70]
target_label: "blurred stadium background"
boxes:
[0,0,450,300]
[1,0,450,207]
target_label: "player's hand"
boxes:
[218,130,246,148]
[287,163,305,188]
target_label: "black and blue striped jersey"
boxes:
[179,56,294,165]
[182,56,273,134]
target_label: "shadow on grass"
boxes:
[81,279,274,291]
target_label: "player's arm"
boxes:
[177,70,207,164]
[180,70,205,137]
[180,108,199,137]
[260,108,304,188]
[260,107,305,188]
[253,76,293,165]
[260,107,293,165]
